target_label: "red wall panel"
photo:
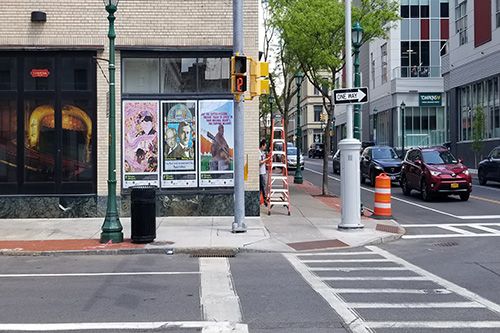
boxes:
[474,0,491,47]
[421,19,430,40]
[441,19,449,40]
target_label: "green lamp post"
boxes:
[100,0,123,243]
[294,72,304,184]
[352,21,363,140]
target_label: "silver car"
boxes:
[287,146,304,170]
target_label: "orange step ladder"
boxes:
[266,115,291,216]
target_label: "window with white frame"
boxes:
[455,1,467,45]
[371,52,375,88]
[381,43,388,84]
[496,0,500,28]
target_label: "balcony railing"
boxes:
[393,66,442,79]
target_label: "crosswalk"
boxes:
[285,246,500,332]
[401,222,500,239]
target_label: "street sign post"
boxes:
[333,87,368,105]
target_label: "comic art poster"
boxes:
[161,101,197,188]
[199,100,234,187]
[122,100,159,188]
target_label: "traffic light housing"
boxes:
[231,55,247,94]
[249,58,270,98]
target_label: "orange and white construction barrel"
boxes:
[372,173,393,219]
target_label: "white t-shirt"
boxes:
[260,149,267,175]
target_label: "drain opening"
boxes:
[433,241,459,247]
[190,249,237,258]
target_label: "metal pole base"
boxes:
[337,138,363,229]
[231,222,247,233]
[100,230,124,243]
[293,169,303,184]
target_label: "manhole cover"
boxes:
[433,241,459,247]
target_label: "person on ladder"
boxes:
[259,139,270,207]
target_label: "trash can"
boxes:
[130,186,157,243]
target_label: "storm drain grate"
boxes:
[190,249,238,258]
[433,241,459,247]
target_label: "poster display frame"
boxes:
[198,99,235,187]
[122,100,160,188]
[160,100,198,188]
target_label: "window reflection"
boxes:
[161,58,197,93]
[0,99,17,182]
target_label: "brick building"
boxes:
[0,0,261,218]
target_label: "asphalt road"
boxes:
[302,157,500,238]
[1,250,499,332]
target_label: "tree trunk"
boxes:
[321,103,334,196]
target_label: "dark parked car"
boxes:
[400,146,472,201]
[360,146,402,185]
[478,146,500,185]
[332,150,341,174]
[308,143,324,159]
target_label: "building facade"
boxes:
[443,0,500,167]
[0,0,261,218]
[366,0,450,153]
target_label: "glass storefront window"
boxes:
[0,99,17,183]
[198,58,230,93]
[160,58,197,94]
[24,57,55,91]
[61,99,93,182]
[61,57,92,91]
[24,99,56,182]
[123,58,160,94]
[0,58,17,90]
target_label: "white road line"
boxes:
[301,259,389,263]
[468,225,500,233]
[283,253,372,333]
[0,321,249,332]
[310,267,406,271]
[297,251,375,256]
[348,302,484,308]
[0,271,199,278]
[439,225,475,235]
[368,246,500,315]
[331,288,451,294]
[199,258,242,323]
[305,167,500,220]
[401,223,500,227]
[365,321,500,329]
[402,233,500,239]
[321,276,429,281]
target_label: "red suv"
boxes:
[400,146,472,201]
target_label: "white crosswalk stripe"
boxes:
[402,223,500,239]
[285,246,500,332]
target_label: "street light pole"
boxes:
[100,0,123,243]
[400,101,406,158]
[337,0,363,229]
[294,72,304,184]
[352,21,363,140]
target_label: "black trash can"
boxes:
[130,186,157,243]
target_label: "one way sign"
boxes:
[333,87,368,105]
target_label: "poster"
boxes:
[199,100,234,187]
[161,101,197,188]
[122,100,159,188]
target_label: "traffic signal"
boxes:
[231,55,247,94]
[320,112,327,123]
[249,58,270,98]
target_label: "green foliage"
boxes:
[269,0,400,94]
[472,106,486,154]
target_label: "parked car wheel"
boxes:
[421,179,432,201]
[401,176,411,196]
[478,169,487,185]
[459,192,470,201]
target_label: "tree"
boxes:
[472,106,486,168]
[269,0,399,195]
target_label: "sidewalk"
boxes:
[0,179,404,255]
